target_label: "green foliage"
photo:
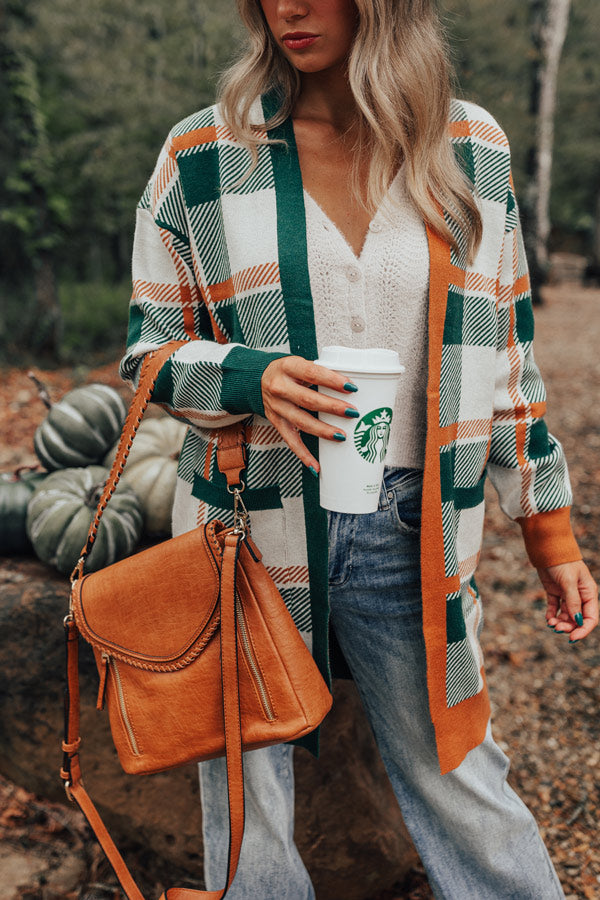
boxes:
[0,40,63,262]
[552,0,600,239]
[2,0,240,287]
[0,279,130,365]
[57,281,132,363]
[16,0,240,278]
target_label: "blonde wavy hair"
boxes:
[219,0,482,261]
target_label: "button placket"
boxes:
[344,260,366,339]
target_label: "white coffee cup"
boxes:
[314,346,405,514]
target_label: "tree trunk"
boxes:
[584,187,600,285]
[524,0,571,304]
[593,188,600,266]
[32,251,62,357]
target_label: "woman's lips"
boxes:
[282,34,319,50]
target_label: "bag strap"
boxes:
[61,341,253,898]
[62,530,246,900]
[70,341,247,582]
[217,425,247,488]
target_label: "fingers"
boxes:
[266,359,358,417]
[272,394,353,437]
[545,590,561,627]
[261,357,359,463]
[551,573,581,635]
[283,357,357,394]
[292,384,358,418]
[569,569,599,642]
[267,396,350,470]
[264,357,356,402]
[274,415,319,472]
[541,562,599,643]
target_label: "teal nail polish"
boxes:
[344,382,358,392]
[333,432,346,441]
[575,612,584,627]
[308,465,319,478]
[345,408,360,418]
[569,638,579,644]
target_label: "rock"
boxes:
[45,853,88,891]
[0,556,416,898]
[0,845,49,899]
[0,842,86,900]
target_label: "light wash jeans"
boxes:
[199,467,565,899]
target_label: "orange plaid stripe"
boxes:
[209,262,281,304]
[440,418,493,446]
[266,565,310,585]
[170,127,218,154]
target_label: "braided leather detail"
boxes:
[72,342,187,578]
[71,520,232,672]
[81,612,221,674]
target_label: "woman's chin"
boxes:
[282,50,348,77]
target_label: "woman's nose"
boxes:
[276,0,310,21]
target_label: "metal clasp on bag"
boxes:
[227,479,249,537]
[69,554,86,588]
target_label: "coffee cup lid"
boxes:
[315,346,405,375]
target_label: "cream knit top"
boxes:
[304,167,430,468]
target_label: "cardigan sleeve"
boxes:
[119,133,288,429]
[486,176,582,568]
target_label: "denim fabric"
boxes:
[198,466,565,899]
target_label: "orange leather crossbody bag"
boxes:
[61,342,333,899]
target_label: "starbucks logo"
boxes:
[353,408,393,464]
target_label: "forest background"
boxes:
[1,0,599,364]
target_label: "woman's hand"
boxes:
[261,356,359,473]
[537,560,599,642]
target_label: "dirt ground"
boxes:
[0,283,598,899]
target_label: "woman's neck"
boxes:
[293,65,358,133]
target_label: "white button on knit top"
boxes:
[304,167,430,469]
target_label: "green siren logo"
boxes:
[353,407,393,463]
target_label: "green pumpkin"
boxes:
[104,417,187,536]
[33,383,126,471]
[26,465,143,574]
[0,467,48,554]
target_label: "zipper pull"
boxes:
[97,652,109,710]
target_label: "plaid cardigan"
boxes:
[120,95,582,774]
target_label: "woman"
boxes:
[121,1,598,896]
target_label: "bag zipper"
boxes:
[100,652,140,756]
[95,593,274,747]
[234,594,275,722]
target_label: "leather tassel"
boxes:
[96,654,109,710]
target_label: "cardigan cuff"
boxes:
[516,507,582,569]
[220,346,290,419]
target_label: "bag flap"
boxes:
[72,521,227,667]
